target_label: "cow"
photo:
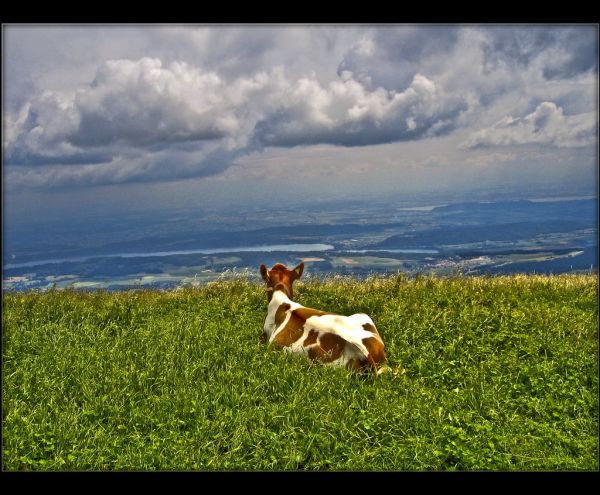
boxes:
[259,262,386,374]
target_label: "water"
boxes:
[345,249,439,254]
[3,243,335,269]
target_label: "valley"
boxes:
[3,196,597,291]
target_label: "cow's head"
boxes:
[260,262,304,301]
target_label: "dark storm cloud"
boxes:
[337,26,597,115]
[5,148,114,166]
[337,26,461,90]
[481,25,597,80]
[4,146,245,190]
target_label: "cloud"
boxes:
[6,56,467,154]
[461,101,597,149]
[3,58,287,185]
[3,25,597,191]
[252,72,467,147]
[4,56,470,188]
[4,145,245,190]
[337,26,461,91]
[7,58,261,151]
[480,25,597,80]
[337,26,597,125]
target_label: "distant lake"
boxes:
[528,195,596,203]
[3,243,335,269]
[346,249,439,254]
[395,205,445,212]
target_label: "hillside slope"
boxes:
[3,273,598,470]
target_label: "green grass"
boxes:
[2,273,598,471]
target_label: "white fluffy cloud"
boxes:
[6,56,466,153]
[253,72,466,147]
[461,102,597,149]
[4,58,286,182]
[6,58,276,152]
[4,56,469,186]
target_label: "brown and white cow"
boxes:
[259,262,386,374]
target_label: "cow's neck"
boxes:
[269,287,294,309]
[264,288,297,341]
[271,282,292,300]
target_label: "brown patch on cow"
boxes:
[303,328,319,347]
[362,336,386,366]
[272,307,330,349]
[308,332,346,363]
[274,303,291,328]
[363,323,379,335]
[272,309,307,349]
[272,307,332,350]
[294,307,332,320]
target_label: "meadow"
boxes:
[2,273,598,470]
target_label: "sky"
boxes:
[2,24,598,226]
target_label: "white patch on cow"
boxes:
[304,314,375,355]
[347,313,383,342]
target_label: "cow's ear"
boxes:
[260,264,270,282]
[292,262,304,280]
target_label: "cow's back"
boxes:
[270,305,385,372]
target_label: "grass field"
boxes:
[2,273,598,470]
